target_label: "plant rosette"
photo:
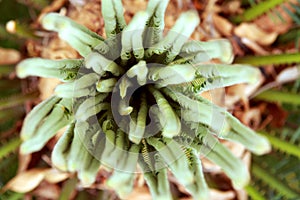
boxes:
[16,0,271,199]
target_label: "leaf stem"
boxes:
[244,185,266,200]
[234,53,300,66]
[251,163,299,198]
[230,0,286,23]
[0,92,39,111]
[0,137,21,161]
[254,90,300,105]
[59,177,78,200]
[258,131,300,159]
[0,65,15,77]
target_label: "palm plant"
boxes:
[15,0,271,199]
[247,78,300,199]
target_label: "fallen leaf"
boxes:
[276,66,300,84]
[68,0,103,34]
[254,1,296,34]
[213,14,234,36]
[222,140,246,159]
[226,74,264,110]
[209,189,235,200]
[234,107,262,129]
[234,23,278,46]
[250,66,300,98]
[124,185,152,200]
[267,103,288,128]
[236,187,248,200]
[40,37,79,60]
[44,168,70,183]
[229,37,245,56]
[31,181,61,199]
[221,0,243,14]
[240,37,268,55]
[38,0,68,22]
[18,153,31,173]
[4,168,50,193]
[38,78,61,100]
[69,0,87,7]
[0,48,21,65]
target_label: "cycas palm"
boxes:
[16,0,271,199]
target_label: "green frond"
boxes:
[231,0,286,23]
[0,65,15,78]
[180,39,234,64]
[146,10,200,62]
[41,13,105,56]
[282,3,300,25]
[141,139,155,172]
[259,131,300,159]
[139,155,172,200]
[148,87,181,138]
[251,162,299,199]
[254,90,300,106]
[102,0,126,37]
[129,93,147,144]
[0,91,39,111]
[185,149,209,200]
[0,153,20,193]
[121,11,149,61]
[144,0,169,46]
[235,53,300,66]
[16,58,83,81]
[15,1,272,197]
[195,132,250,189]
[20,98,73,154]
[169,63,261,94]
[0,137,21,161]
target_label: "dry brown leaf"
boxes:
[276,66,300,83]
[165,1,181,29]
[212,14,234,37]
[201,88,226,107]
[222,140,246,159]
[229,37,245,56]
[235,107,262,129]
[254,1,296,34]
[68,0,103,34]
[17,153,32,173]
[69,0,87,7]
[267,103,288,128]
[38,0,68,22]
[26,40,43,57]
[123,0,148,17]
[0,48,21,65]
[41,37,78,59]
[234,23,278,46]
[225,74,264,110]
[4,168,50,193]
[201,156,222,173]
[251,66,300,98]
[4,168,69,194]
[123,185,152,200]
[200,91,213,101]
[209,189,235,200]
[179,197,193,200]
[242,151,251,171]
[211,88,226,107]
[236,188,248,200]
[240,37,268,55]
[221,0,243,14]
[31,181,61,200]
[44,168,70,183]
[38,78,61,100]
